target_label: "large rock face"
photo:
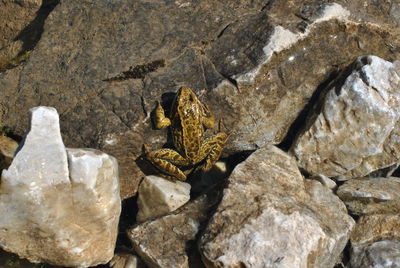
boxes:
[0,107,121,267]
[291,56,400,179]
[1,0,400,198]
[199,145,354,268]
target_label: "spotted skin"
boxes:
[144,86,228,180]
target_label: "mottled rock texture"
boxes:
[291,56,400,178]
[0,107,121,267]
[128,192,218,268]
[0,135,18,170]
[199,145,354,268]
[350,214,400,268]
[1,0,400,198]
[136,175,190,222]
[337,177,400,215]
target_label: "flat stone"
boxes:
[199,145,354,268]
[291,55,400,178]
[128,192,218,268]
[350,214,400,268]
[136,175,190,222]
[337,177,400,215]
[0,107,121,267]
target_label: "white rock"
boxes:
[199,145,354,268]
[0,106,121,267]
[291,55,400,178]
[136,175,190,222]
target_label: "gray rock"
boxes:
[291,55,400,178]
[351,240,400,268]
[0,107,121,267]
[136,175,191,222]
[2,1,400,199]
[337,177,400,215]
[199,145,354,268]
[128,192,218,268]
[350,214,400,268]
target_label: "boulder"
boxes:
[2,1,400,198]
[128,192,218,268]
[136,175,190,222]
[291,56,400,179]
[199,145,354,268]
[337,177,400,215]
[0,107,121,267]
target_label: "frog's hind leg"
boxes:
[196,133,228,172]
[145,148,190,181]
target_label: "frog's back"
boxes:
[170,87,204,159]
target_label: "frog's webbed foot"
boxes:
[145,148,190,181]
[195,133,228,172]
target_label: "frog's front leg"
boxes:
[195,133,228,171]
[145,148,191,180]
[154,101,171,129]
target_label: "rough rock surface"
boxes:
[199,145,354,268]
[291,56,400,178]
[110,253,143,268]
[0,107,121,267]
[350,214,400,268]
[350,240,400,268]
[337,177,400,215]
[0,135,18,170]
[136,175,191,222]
[1,1,400,198]
[128,192,219,268]
[0,0,46,70]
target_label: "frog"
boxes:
[144,86,228,181]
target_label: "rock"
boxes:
[110,253,143,268]
[136,175,191,222]
[337,177,400,216]
[291,55,400,179]
[0,135,18,170]
[309,174,337,189]
[128,192,218,268]
[2,1,400,199]
[350,240,400,268]
[350,214,400,268]
[0,0,43,70]
[0,107,121,267]
[199,145,354,268]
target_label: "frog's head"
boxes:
[175,86,198,106]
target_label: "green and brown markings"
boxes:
[144,86,228,181]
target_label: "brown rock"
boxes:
[127,192,219,268]
[337,177,400,216]
[1,1,400,199]
[0,135,18,170]
[199,145,354,268]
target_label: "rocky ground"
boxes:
[1,0,400,267]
